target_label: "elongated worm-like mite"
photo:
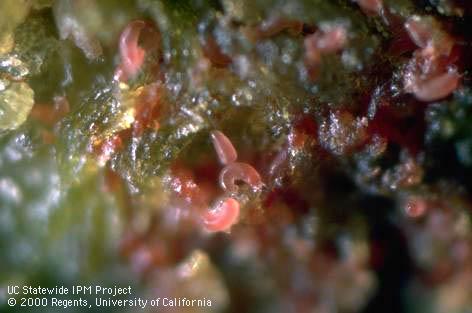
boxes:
[210,130,238,165]
[202,197,240,232]
[119,20,147,79]
[219,162,263,192]
[413,70,460,102]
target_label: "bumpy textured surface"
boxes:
[1,1,472,312]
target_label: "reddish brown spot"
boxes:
[288,129,308,149]
[94,134,123,165]
[200,35,232,67]
[169,165,204,207]
[290,115,318,149]
[30,96,70,125]
[263,187,310,215]
[30,105,58,125]
[133,83,164,137]
[119,231,144,257]
[192,161,220,184]
[368,103,426,155]
[388,22,417,56]
[247,16,304,41]
[103,167,124,193]
[369,240,385,270]
[294,115,318,137]
[41,130,55,144]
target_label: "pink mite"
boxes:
[404,16,454,57]
[202,197,240,232]
[404,197,427,218]
[210,130,238,165]
[355,0,383,14]
[305,26,347,56]
[219,162,263,192]
[413,69,460,102]
[316,27,348,53]
[404,16,433,49]
[119,20,147,79]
